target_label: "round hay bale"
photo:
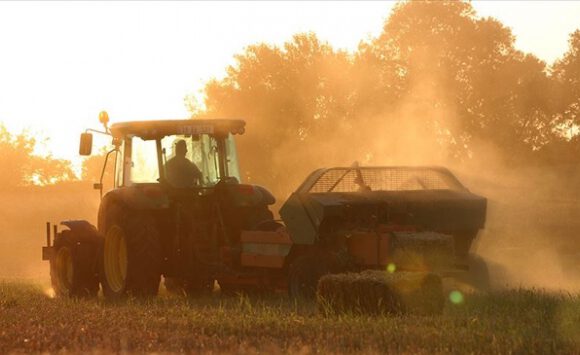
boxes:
[390,232,455,271]
[317,270,444,316]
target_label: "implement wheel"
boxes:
[50,229,100,298]
[100,205,162,299]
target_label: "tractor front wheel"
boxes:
[50,229,100,297]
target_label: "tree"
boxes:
[202,33,356,196]
[81,148,115,182]
[81,148,116,193]
[0,124,74,188]
[552,30,580,131]
[534,30,580,165]
[196,0,568,198]
[367,0,555,161]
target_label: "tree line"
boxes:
[1,1,578,196]
[199,1,580,195]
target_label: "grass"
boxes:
[317,270,444,316]
[0,281,579,354]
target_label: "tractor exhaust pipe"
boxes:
[46,222,51,247]
[42,222,56,261]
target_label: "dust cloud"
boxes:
[0,183,99,282]
[458,160,580,292]
[1,56,578,294]
[1,126,578,291]
[254,67,580,292]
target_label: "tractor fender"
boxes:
[97,187,169,233]
[253,185,276,205]
[60,220,100,240]
[102,186,170,211]
[220,183,276,207]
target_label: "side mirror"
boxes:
[79,133,93,156]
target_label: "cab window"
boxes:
[127,136,159,184]
[123,133,242,187]
[161,134,241,186]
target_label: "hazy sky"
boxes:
[0,1,578,165]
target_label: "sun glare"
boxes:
[44,287,56,299]
[0,1,578,165]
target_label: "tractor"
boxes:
[42,112,487,299]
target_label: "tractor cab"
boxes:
[80,118,246,192]
[111,120,245,189]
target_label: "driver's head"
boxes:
[175,140,187,157]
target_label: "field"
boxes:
[0,281,579,354]
[0,176,579,353]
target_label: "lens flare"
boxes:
[44,287,56,299]
[387,263,396,273]
[449,290,464,304]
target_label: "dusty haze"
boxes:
[1,0,579,293]
[1,81,578,292]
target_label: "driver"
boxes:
[165,140,202,187]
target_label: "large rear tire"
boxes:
[100,205,162,299]
[50,229,100,298]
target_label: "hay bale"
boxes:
[390,232,455,271]
[317,270,444,316]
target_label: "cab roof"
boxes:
[110,119,246,139]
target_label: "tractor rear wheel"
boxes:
[50,229,100,298]
[101,206,162,299]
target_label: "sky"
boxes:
[0,1,579,167]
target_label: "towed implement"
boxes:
[42,113,487,299]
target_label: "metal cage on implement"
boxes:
[302,166,467,194]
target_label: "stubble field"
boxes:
[0,281,579,354]
[1,178,579,354]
